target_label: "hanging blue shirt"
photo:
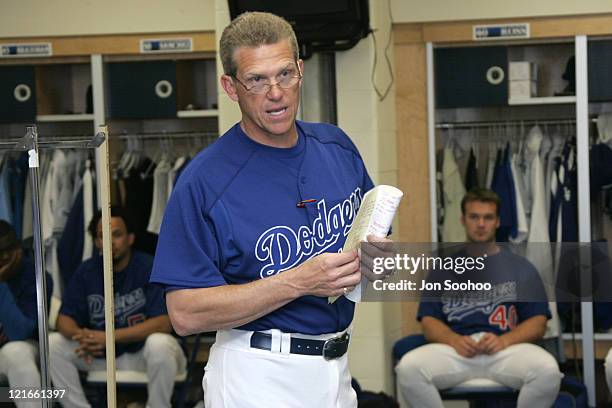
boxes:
[9,153,28,238]
[549,142,578,242]
[590,143,612,196]
[60,250,166,356]
[0,160,13,225]
[492,144,518,241]
[150,121,374,335]
[418,248,551,336]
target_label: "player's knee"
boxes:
[144,332,174,351]
[143,333,177,364]
[0,342,34,366]
[526,359,562,392]
[395,352,432,390]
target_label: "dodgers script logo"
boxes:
[88,288,147,327]
[255,187,363,279]
[442,282,517,321]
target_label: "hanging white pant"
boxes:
[81,161,94,261]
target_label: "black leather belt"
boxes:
[250,332,350,360]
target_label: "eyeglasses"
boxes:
[233,64,303,94]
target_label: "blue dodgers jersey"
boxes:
[418,249,551,336]
[60,251,167,356]
[150,121,374,335]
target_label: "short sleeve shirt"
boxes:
[150,121,375,335]
[61,251,166,356]
[418,248,551,336]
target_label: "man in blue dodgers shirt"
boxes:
[150,11,392,408]
[396,188,563,407]
[0,220,52,408]
[49,207,186,408]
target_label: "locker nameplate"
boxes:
[0,43,52,58]
[140,38,193,53]
[473,24,530,41]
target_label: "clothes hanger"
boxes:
[125,134,143,176]
[117,130,131,170]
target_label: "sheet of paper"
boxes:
[329,185,403,303]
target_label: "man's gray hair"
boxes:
[219,11,299,76]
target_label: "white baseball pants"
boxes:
[396,334,562,408]
[49,332,186,408]
[203,329,357,408]
[0,340,41,408]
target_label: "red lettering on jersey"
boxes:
[127,313,145,326]
[488,305,509,330]
[508,305,518,330]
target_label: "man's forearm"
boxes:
[115,315,172,343]
[167,250,361,335]
[56,315,83,339]
[167,270,301,335]
[501,315,547,346]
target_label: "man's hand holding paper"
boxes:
[359,234,396,282]
[329,185,403,303]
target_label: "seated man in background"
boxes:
[49,207,186,408]
[396,189,562,408]
[0,220,53,408]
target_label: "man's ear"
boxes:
[220,74,239,102]
[128,233,135,247]
[460,215,466,227]
[15,247,22,265]
[94,237,103,253]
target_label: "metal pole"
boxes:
[435,118,578,129]
[25,125,51,408]
[575,34,596,407]
[426,42,437,242]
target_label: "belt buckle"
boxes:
[322,333,349,360]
